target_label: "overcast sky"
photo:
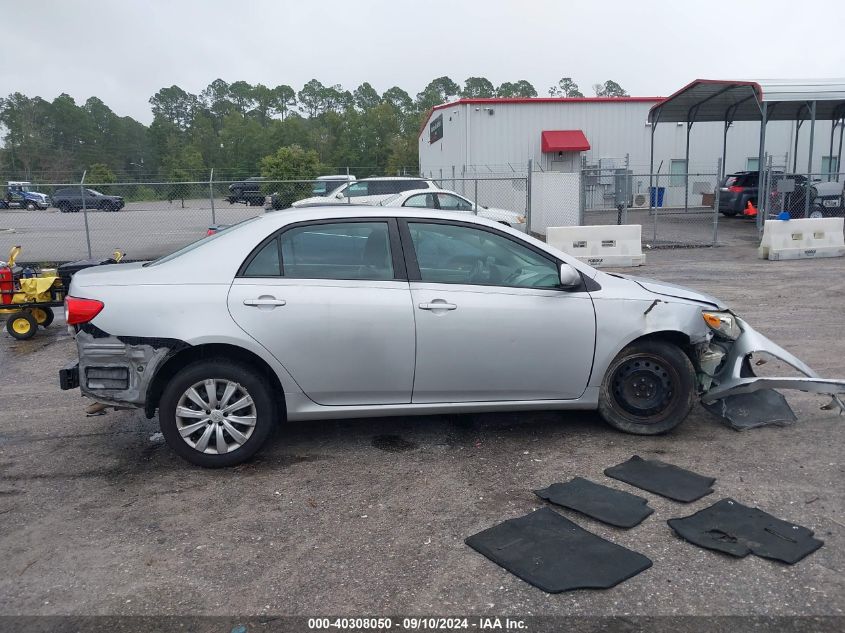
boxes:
[2,0,843,124]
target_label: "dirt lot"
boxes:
[0,223,843,622]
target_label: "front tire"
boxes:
[598,340,696,435]
[31,306,54,327]
[6,311,38,340]
[159,359,276,467]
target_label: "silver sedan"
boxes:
[60,207,845,467]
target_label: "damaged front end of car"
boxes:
[693,311,845,429]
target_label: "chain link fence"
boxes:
[0,176,534,264]
[580,166,722,247]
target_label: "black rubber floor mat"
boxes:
[465,507,652,593]
[702,389,798,430]
[604,455,715,503]
[668,498,823,564]
[534,477,654,528]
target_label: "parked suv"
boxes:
[52,188,125,212]
[291,177,437,207]
[718,171,808,217]
[227,177,266,206]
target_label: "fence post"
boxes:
[209,168,216,225]
[80,170,92,259]
[713,158,721,245]
[579,155,586,226]
[473,178,479,215]
[525,159,532,233]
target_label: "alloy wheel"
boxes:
[175,379,257,455]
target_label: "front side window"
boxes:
[408,222,559,289]
[280,222,394,280]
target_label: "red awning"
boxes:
[541,130,591,152]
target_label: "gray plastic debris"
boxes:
[702,389,797,430]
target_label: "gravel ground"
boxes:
[0,222,843,622]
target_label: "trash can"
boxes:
[649,186,666,207]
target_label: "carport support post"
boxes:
[209,168,216,225]
[805,101,816,218]
[80,170,92,259]
[713,158,721,244]
[756,102,768,231]
[721,120,730,179]
[837,118,844,183]
[684,121,693,213]
[828,119,836,182]
[648,110,660,241]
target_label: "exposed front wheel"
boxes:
[31,306,54,327]
[598,340,696,435]
[159,359,277,467]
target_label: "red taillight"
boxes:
[728,186,743,193]
[206,228,216,236]
[65,296,104,325]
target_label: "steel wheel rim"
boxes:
[12,318,31,334]
[175,379,257,455]
[611,353,677,421]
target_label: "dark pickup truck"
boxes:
[227,177,266,206]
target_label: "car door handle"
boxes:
[243,297,286,307]
[418,301,457,311]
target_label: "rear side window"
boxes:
[243,238,281,277]
[280,221,394,280]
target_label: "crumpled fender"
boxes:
[701,316,845,412]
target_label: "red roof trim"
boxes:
[418,96,664,138]
[541,130,591,153]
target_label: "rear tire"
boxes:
[159,359,277,467]
[598,340,696,435]
[31,306,54,327]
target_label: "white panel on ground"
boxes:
[529,172,580,235]
[546,224,645,268]
[758,218,845,261]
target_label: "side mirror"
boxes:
[335,192,344,199]
[558,263,581,288]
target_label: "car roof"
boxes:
[356,176,431,182]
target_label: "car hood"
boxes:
[611,273,725,309]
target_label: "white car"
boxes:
[379,189,526,232]
[292,177,437,207]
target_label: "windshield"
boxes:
[144,217,260,267]
[87,189,103,196]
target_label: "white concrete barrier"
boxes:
[758,217,845,261]
[547,224,645,268]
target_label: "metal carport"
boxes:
[647,79,845,227]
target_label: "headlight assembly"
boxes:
[702,311,742,340]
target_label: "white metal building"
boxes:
[418,95,842,179]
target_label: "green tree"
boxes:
[593,80,628,97]
[297,79,327,117]
[548,77,583,97]
[259,144,324,181]
[354,82,381,111]
[88,163,116,183]
[228,81,257,115]
[461,77,496,98]
[416,76,460,111]
[149,85,198,130]
[496,80,538,97]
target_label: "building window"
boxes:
[669,160,687,187]
[746,157,759,171]
[821,156,839,176]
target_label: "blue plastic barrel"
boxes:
[649,187,666,207]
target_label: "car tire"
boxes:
[31,306,54,328]
[6,311,38,340]
[720,211,738,217]
[809,208,824,219]
[598,339,696,435]
[26,202,36,211]
[57,202,69,213]
[159,359,277,468]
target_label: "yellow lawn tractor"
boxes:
[0,245,124,340]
